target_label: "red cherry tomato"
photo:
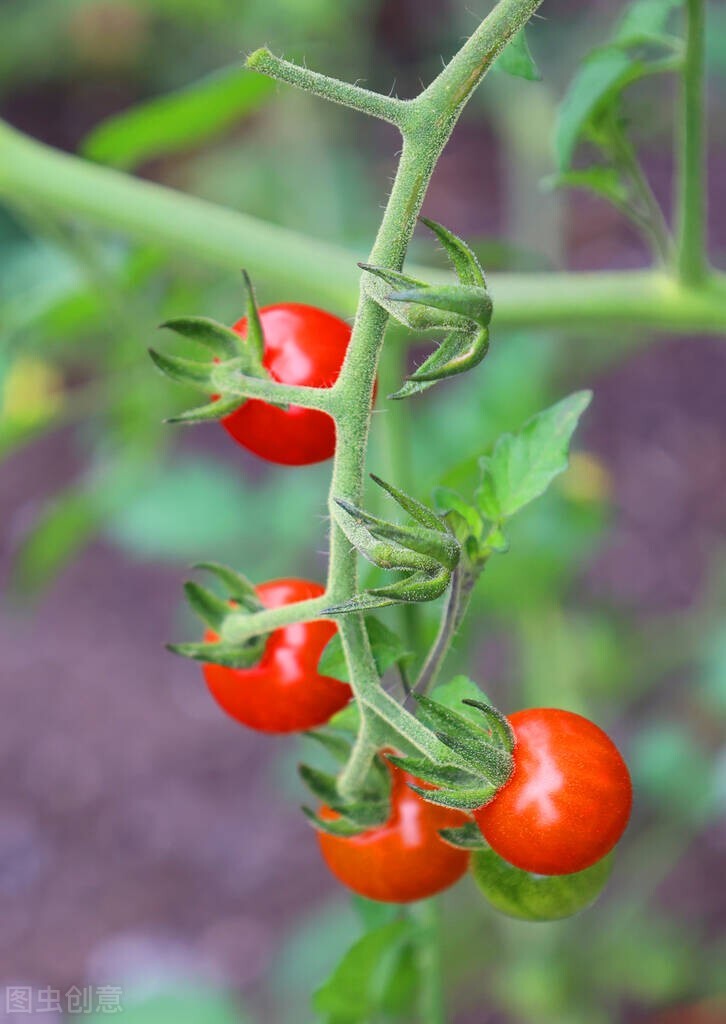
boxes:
[318,761,470,903]
[473,708,632,875]
[221,304,351,465]
[203,579,351,733]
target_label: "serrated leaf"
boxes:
[495,28,542,81]
[477,391,592,522]
[81,66,275,170]
[318,616,410,682]
[313,921,417,1023]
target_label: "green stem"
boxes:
[677,0,708,284]
[2,122,726,332]
[414,566,477,696]
[415,899,446,1024]
[247,48,412,129]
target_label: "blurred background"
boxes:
[1,0,725,1022]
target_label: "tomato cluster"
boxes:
[197,300,632,912]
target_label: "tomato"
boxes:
[471,846,613,921]
[221,304,351,465]
[317,761,470,903]
[473,709,632,875]
[203,579,351,732]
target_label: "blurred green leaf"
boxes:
[105,456,326,569]
[81,67,275,170]
[494,28,541,81]
[313,919,417,1024]
[543,167,630,206]
[477,391,592,522]
[631,722,720,821]
[615,0,683,45]
[429,675,491,723]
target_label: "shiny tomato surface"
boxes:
[318,761,470,903]
[221,304,351,465]
[474,708,632,875]
[203,579,351,733]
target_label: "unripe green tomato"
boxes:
[471,847,613,921]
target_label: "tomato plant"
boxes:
[6,0,714,1016]
[222,304,352,465]
[317,761,470,903]
[203,579,351,732]
[473,709,632,875]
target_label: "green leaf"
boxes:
[555,47,633,171]
[429,676,491,723]
[313,920,417,1023]
[318,616,410,682]
[81,66,275,170]
[477,391,592,522]
[495,28,542,81]
[543,167,630,206]
[615,0,683,46]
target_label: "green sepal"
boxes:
[335,499,459,570]
[166,396,242,424]
[461,699,516,753]
[438,822,488,849]
[364,219,492,400]
[148,348,214,391]
[327,487,459,614]
[152,270,275,424]
[420,217,486,287]
[384,754,478,789]
[183,580,231,631]
[167,636,266,668]
[193,561,262,611]
[408,782,497,811]
[370,474,447,533]
[413,694,513,785]
[299,760,391,829]
[159,315,245,359]
[302,807,368,838]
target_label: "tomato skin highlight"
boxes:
[473,709,632,876]
[471,847,613,921]
[203,579,351,733]
[221,304,351,465]
[318,762,470,903]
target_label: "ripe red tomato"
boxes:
[473,708,632,875]
[203,579,351,733]
[221,304,351,465]
[318,761,470,903]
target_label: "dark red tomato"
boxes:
[221,304,351,465]
[318,761,470,903]
[203,579,351,733]
[473,709,632,876]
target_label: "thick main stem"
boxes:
[677,0,707,284]
[330,0,547,799]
